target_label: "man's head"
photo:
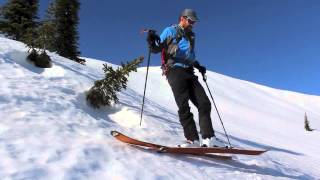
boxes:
[179,9,199,30]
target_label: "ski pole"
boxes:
[202,74,232,148]
[140,48,151,126]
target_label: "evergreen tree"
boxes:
[304,112,313,131]
[54,0,82,62]
[26,48,38,62]
[87,56,144,108]
[24,26,38,52]
[0,0,39,42]
[35,51,52,68]
[0,6,5,30]
[37,2,57,52]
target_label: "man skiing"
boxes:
[147,9,225,148]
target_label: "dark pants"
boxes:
[167,66,215,141]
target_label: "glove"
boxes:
[197,65,206,75]
[147,30,160,48]
[192,61,206,75]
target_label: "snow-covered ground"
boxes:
[0,36,319,180]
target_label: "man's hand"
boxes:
[147,30,160,48]
[197,65,206,75]
[192,61,206,75]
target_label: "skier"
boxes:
[147,9,225,148]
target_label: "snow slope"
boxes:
[0,36,319,180]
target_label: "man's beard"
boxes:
[186,25,193,31]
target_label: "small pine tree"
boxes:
[86,56,144,108]
[35,51,52,68]
[37,21,54,52]
[0,0,39,42]
[24,27,38,52]
[304,112,313,131]
[26,48,39,62]
[26,49,52,68]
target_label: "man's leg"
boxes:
[189,77,215,139]
[167,68,199,141]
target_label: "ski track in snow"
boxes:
[0,36,320,179]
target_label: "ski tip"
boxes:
[110,130,120,137]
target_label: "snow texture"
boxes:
[0,36,319,180]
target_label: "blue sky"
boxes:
[1,0,319,95]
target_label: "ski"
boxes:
[111,130,232,160]
[111,130,165,149]
[111,130,267,157]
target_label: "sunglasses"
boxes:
[184,16,196,25]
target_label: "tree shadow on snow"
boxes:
[72,92,119,129]
[51,58,99,81]
[70,83,180,130]
[1,49,44,74]
[118,101,181,128]
[119,88,180,126]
